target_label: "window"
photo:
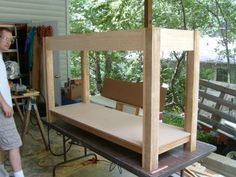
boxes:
[216,68,228,82]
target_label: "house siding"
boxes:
[0,0,69,85]
[0,0,70,105]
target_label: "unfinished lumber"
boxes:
[44,27,199,172]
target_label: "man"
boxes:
[0,27,24,177]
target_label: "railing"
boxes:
[198,79,236,139]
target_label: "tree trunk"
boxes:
[94,53,102,93]
[104,52,112,79]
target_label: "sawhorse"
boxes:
[13,92,48,150]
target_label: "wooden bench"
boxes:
[101,79,167,116]
[198,79,236,139]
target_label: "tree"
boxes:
[69,0,144,93]
[69,0,236,111]
[152,0,210,111]
[196,0,236,83]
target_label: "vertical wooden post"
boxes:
[144,0,152,28]
[81,51,90,103]
[143,27,160,171]
[44,37,56,122]
[185,31,200,151]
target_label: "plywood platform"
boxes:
[51,103,190,154]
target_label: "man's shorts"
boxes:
[0,109,22,150]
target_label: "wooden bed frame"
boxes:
[44,27,199,172]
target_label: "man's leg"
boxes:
[0,150,9,177]
[9,148,24,177]
[9,148,21,171]
[0,149,4,165]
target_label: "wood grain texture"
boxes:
[81,51,90,103]
[50,103,190,154]
[44,27,200,172]
[185,31,200,151]
[144,0,152,28]
[46,28,194,52]
[142,28,161,171]
[160,28,194,51]
[47,29,145,51]
[44,37,56,122]
[101,79,167,112]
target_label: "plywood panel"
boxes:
[101,79,167,112]
[51,103,190,154]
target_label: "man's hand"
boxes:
[2,103,13,117]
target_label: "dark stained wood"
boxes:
[43,119,216,177]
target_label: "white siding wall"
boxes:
[0,0,69,85]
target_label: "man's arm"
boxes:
[0,92,13,117]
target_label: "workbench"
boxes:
[43,119,216,177]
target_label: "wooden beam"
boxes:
[200,79,236,96]
[81,51,90,103]
[198,103,236,124]
[185,31,200,151]
[160,28,194,51]
[44,37,56,122]
[142,28,160,171]
[47,29,145,51]
[199,91,236,110]
[46,28,195,52]
[144,0,152,28]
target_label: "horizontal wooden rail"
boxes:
[200,80,236,97]
[47,29,145,51]
[46,28,195,52]
[198,103,236,124]
[199,91,236,110]
[199,115,236,138]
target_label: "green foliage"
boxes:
[162,113,185,128]
[197,130,216,145]
[163,113,216,145]
[161,59,186,112]
[200,68,215,80]
[69,0,236,110]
